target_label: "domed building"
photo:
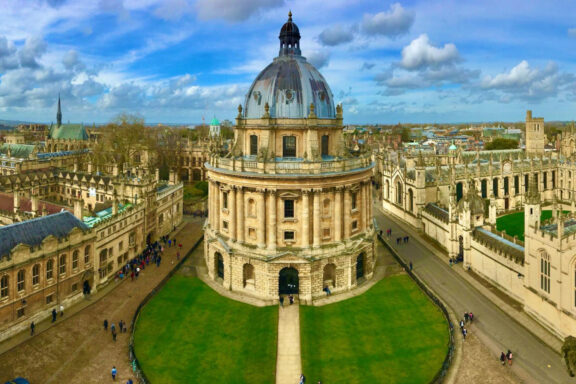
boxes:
[204,13,375,303]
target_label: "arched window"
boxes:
[32,264,40,286]
[1,275,8,298]
[17,270,25,292]
[243,264,255,288]
[215,252,224,279]
[541,252,550,294]
[492,178,499,197]
[396,181,403,205]
[72,250,79,270]
[59,254,67,275]
[250,135,258,156]
[84,245,91,264]
[408,189,414,212]
[46,259,54,280]
[385,180,390,200]
[481,179,487,198]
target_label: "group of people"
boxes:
[500,350,513,366]
[103,319,128,341]
[279,294,295,306]
[459,311,474,340]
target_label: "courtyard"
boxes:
[496,209,562,241]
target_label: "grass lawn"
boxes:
[301,274,449,384]
[496,210,563,241]
[134,276,278,384]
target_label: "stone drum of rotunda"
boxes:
[204,12,375,303]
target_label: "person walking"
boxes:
[119,320,124,333]
[111,366,117,381]
[52,308,57,323]
[409,261,413,271]
[462,327,467,340]
[507,350,513,366]
[299,374,306,384]
[112,328,117,342]
[289,294,294,305]
[30,321,35,336]
[279,296,284,307]
[464,312,469,323]
[111,322,116,334]
[500,352,506,366]
[469,312,474,322]
[60,304,64,317]
[104,319,109,331]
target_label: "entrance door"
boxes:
[279,267,299,295]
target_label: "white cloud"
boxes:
[400,34,459,70]
[481,60,537,89]
[361,3,414,37]
[306,50,330,69]
[19,36,47,68]
[153,0,192,21]
[195,0,284,22]
[318,24,356,46]
[62,50,85,72]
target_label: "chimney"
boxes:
[13,191,20,214]
[31,194,38,214]
[73,199,83,220]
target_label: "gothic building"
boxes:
[204,13,375,303]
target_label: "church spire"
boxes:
[57,94,62,127]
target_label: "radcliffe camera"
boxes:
[0,2,575,384]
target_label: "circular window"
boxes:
[285,90,293,100]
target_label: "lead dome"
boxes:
[243,12,336,119]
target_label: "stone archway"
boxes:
[279,267,299,295]
[323,263,336,288]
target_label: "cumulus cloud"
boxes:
[19,36,47,68]
[195,0,284,22]
[480,61,574,100]
[401,34,459,70]
[318,24,356,46]
[0,37,19,72]
[62,50,85,72]
[153,0,193,21]
[361,3,414,37]
[306,50,330,69]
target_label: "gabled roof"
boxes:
[0,143,37,159]
[0,211,88,259]
[49,123,88,140]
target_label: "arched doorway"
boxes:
[215,252,224,279]
[323,263,336,288]
[356,253,365,280]
[279,267,299,295]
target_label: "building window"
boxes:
[71,283,78,292]
[321,135,329,157]
[323,228,331,239]
[503,177,509,196]
[46,259,54,280]
[250,135,258,156]
[284,199,295,218]
[17,269,25,292]
[525,174,529,193]
[283,136,297,157]
[17,308,25,318]
[541,252,551,294]
[223,191,229,210]
[323,199,330,217]
[481,179,487,198]
[552,171,556,188]
[0,275,8,298]
[222,221,229,231]
[119,241,123,252]
[514,175,519,195]
[492,178,498,197]
[59,254,67,275]
[100,250,107,264]
[32,264,40,286]
[46,294,53,305]
[352,220,358,231]
[284,231,295,241]
[72,251,79,270]
[84,246,91,264]
[352,192,358,210]
[117,256,123,266]
[248,199,256,217]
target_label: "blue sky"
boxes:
[0,0,575,125]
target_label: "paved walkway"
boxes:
[374,206,576,384]
[0,216,204,384]
[276,298,302,384]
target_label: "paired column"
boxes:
[268,189,277,250]
[302,190,310,247]
[343,186,351,238]
[257,188,266,248]
[334,187,342,242]
[313,189,321,247]
[236,187,244,242]
[229,187,236,240]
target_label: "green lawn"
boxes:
[134,276,278,384]
[496,210,563,241]
[300,275,449,384]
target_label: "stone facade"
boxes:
[204,14,375,304]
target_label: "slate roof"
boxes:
[423,203,449,223]
[0,143,36,159]
[0,211,88,259]
[49,123,89,140]
[472,227,524,264]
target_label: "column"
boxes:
[302,189,310,247]
[229,187,236,241]
[237,187,244,243]
[268,189,277,250]
[344,186,351,239]
[334,187,342,242]
[313,189,321,247]
[257,188,266,248]
[361,182,367,231]
[368,181,373,229]
[216,186,221,232]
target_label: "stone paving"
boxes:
[0,216,204,384]
[275,299,302,384]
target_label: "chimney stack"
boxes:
[73,199,83,220]
[13,190,20,214]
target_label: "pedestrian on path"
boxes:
[507,350,513,366]
[111,323,116,334]
[119,320,124,332]
[112,328,117,342]
[449,258,453,267]
[60,304,64,317]
[122,320,127,333]
[289,294,294,305]
[409,262,413,271]
[459,319,464,329]
[52,308,57,322]
[464,312,469,323]
[469,312,474,322]
[299,374,306,384]
[111,366,117,380]
[126,379,133,384]
[30,321,35,336]
[104,319,108,331]
[500,352,506,365]
[462,327,467,340]
[279,296,284,307]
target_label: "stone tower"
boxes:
[525,110,545,154]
